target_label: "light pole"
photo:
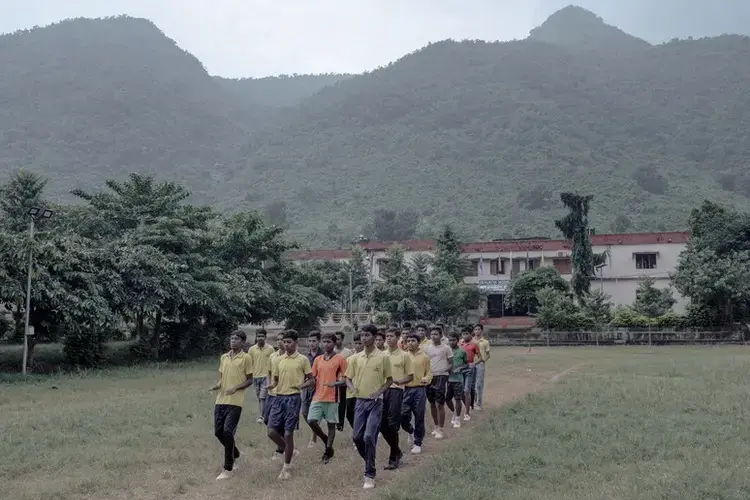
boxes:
[22,207,54,375]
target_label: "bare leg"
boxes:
[430,402,439,427]
[283,431,296,464]
[267,428,286,453]
[307,419,329,444]
[437,404,446,428]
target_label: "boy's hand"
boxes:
[225,387,237,396]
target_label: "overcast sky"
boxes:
[2,0,545,78]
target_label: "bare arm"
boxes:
[225,372,254,395]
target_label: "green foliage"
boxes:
[555,193,596,300]
[674,201,750,324]
[534,288,594,331]
[507,266,570,312]
[582,289,613,327]
[364,209,419,242]
[611,306,685,328]
[633,277,676,318]
[6,15,750,246]
[433,226,464,282]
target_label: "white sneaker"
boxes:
[272,452,283,461]
[256,416,264,424]
[453,420,461,429]
[278,468,291,480]
[363,477,375,489]
[434,429,444,439]
[411,445,422,454]
[307,440,316,449]
[431,428,438,436]
[475,405,482,411]
[464,414,471,422]
[216,469,233,480]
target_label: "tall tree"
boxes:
[507,266,570,312]
[633,277,676,318]
[433,225,463,282]
[555,193,596,301]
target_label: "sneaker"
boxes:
[307,440,316,449]
[363,477,375,489]
[256,416,264,424]
[278,468,291,480]
[453,420,461,429]
[475,405,482,411]
[431,429,438,436]
[464,414,471,422]
[272,451,283,461]
[216,469,233,480]
[411,445,422,454]
[434,429,444,440]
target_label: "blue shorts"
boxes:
[263,395,275,424]
[267,394,302,433]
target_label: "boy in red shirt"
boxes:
[459,327,481,422]
[307,332,348,463]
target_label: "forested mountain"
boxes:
[2,8,750,246]
[214,74,353,109]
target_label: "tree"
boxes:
[346,245,371,305]
[433,225,463,281]
[507,266,569,312]
[371,245,421,322]
[555,192,596,301]
[365,209,419,241]
[534,287,593,331]
[673,201,750,325]
[582,289,613,328]
[0,170,48,232]
[633,277,676,318]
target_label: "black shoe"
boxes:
[384,453,403,470]
[322,448,334,464]
[336,424,344,432]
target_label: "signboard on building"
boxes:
[477,280,510,293]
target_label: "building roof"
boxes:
[288,231,690,261]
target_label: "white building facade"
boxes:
[289,232,690,325]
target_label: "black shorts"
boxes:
[446,380,464,401]
[427,375,448,405]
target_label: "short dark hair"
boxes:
[449,332,460,341]
[308,330,321,340]
[474,323,484,331]
[461,327,472,334]
[388,323,399,330]
[406,332,421,342]
[402,321,412,329]
[362,324,378,335]
[334,331,344,340]
[353,333,362,342]
[401,328,411,336]
[416,323,427,330]
[321,333,336,342]
[231,330,247,342]
[256,328,267,337]
[374,330,386,340]
[283,330,299,341]
[430,326,442,336]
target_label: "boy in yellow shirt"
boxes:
[382,329,414,470]
[267,330,313,480]
[473,323,491,410]
[209,330,254,480]
[402,332,432,454]
[346,325,393,490]
[248,329,275,423]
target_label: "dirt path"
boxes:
[169,359,581,500]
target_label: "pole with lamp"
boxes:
[22,206,54,375]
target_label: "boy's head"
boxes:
[255,328,267,346]
[308,330,321,352]
[473,323,484,337]
[282,329,299,354]
[416,323,427,339]
[353,333,363,352]
[275,332,284,350]
[385,329,400,349]
[402,321,412,330]
[334,331,345,346]
[406,332,421,352]
[430,327,442,343]
[461,327,473,343]
[374,330,386,350]
[321,333,336,353]
[448,331,460,348]
[230,330,246,350]
[361,324,377,348]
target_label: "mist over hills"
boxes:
[2,7,750,246]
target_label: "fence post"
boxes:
[648,326,652,346]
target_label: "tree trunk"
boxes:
[136,311,145,338]
[150,310,162,357]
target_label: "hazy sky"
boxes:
[1,0,541,78]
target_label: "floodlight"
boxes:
[41,209,54,219]
[28,207,40,216]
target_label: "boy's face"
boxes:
[473,326,483,337]
[321,337,335,353]
[283,338,297,354]
[375,335,385,350]
[407,337,419,352]
[308,336,319,352]
[385,331,399,348]
[416,327,426,337]
[230,334,244,350]
[335,334,344,346]
[256,334,266,346]
[462,331,472,343]
[354,340,363,352]
[361,331,374,347]
[275,335,284,349]
[449,337,459,349]
[430,329,441,343]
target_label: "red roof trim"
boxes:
[288,232,690,260]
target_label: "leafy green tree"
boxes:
[534,287,593,331]
[372,245,421,322]
[433,225,463,281]
[507,266,570,312]
[633,277,676,318]
[346,245,371,305]
[674,201,750,325]
[582,289,613,328]
[555,193,596,301]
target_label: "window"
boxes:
[527,259,539,271]
[463,260,479,277]
[635,253,657,270]
[490,258,505,275]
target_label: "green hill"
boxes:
[2,9,750,246]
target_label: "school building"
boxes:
[287,231,690,328]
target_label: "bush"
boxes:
[63,328,105,367]
[372,311,391,325]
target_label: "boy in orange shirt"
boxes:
[307,333,348,463]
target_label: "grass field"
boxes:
[2,347,750,500]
